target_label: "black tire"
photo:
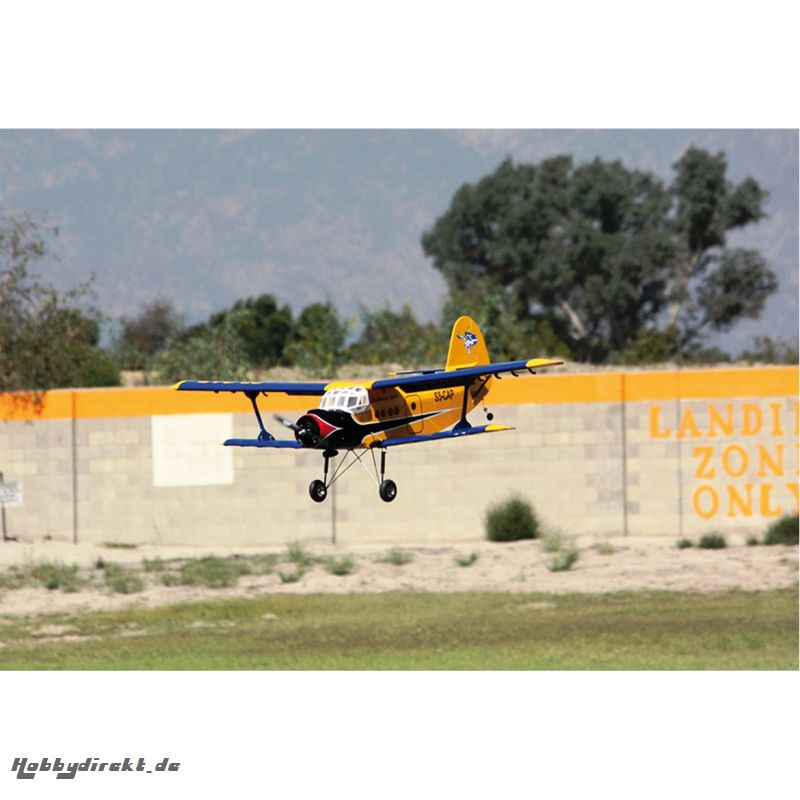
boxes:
[309,479,327,503]
[379,479,397,503]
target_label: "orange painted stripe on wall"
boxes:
[0,367,797,421]
[491,372,624,404]
[623,366,798,401]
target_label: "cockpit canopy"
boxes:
[319,386,370,414]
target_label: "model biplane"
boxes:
[174,316,562,502]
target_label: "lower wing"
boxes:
[224,439,303,448]
[374,423,513,448]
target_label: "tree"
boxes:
[348,304,441,366]
[422,149,777,362]
[114,298,185,370]
[208,294,293,367]
[737,336,798,365]
[149,316,250,384]
[667,148,776,343]
[441,281,572,362]
[283,302,348,375]
[1,213,119,393]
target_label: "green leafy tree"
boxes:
[737,336,798,364]
[441,281,572,362]
[149,316,250,384]
[1,213,119,393]
[208,294,293,367]
[283,302,348,375]
[348,304,441,366]
[113,298,185,370]
[422,149,777,363]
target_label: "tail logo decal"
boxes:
[457,331,478,354]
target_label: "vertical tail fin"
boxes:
[445,316,491,370]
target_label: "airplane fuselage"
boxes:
[295,380,492,450]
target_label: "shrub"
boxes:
[763,514,799,546]
[143,557,166,572]
[455,552,479,567]
[698,533,727,550]
[676,538,693,549]
[547,547,579,572]
[592,542,616,555]
[746,536,759,547]
[379,549,414,566]
[324,557,356,576]
[485,495,540,542]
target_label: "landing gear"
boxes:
[377,449,397,502]
[307,447,398,503]
[309,449,337,503]
[379,479,397,503]
[309,479,327,503]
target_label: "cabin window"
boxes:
[320,386,369,414]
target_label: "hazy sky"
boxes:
[0,128,797,354]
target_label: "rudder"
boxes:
[445,316,491,370]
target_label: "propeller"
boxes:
[274,414,300,432]
[274,413,320,447]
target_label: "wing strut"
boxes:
[454,380,473,432]
[245,391,274,442]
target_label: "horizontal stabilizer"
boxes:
[374,423,513,449]
[224,438,303,448]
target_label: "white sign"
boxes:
[151,414,234,488]
[0,481,22,507]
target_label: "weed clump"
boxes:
[278,568,306,584]
[485,495,540,542]
[547,547,580,572]
[284,541,318,569]
[0,566,29,590]
[698,533,727,550]
[324,557,356,576]
[676,538,693,549]
[540,529,580,571]
[379,549,414,566]
[455,553,479,567]
[178,556,251,588]
[764,514,799,546]
[30,562,84,592]
[245,554,278,575]
[103,564,145,594]
[746,536,759,547]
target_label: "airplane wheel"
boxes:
[309,479,327,503]
[379,479,397,503]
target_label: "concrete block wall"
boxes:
[1,367,797,547]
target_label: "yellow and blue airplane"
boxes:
[174,316,563,502]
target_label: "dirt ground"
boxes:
[0,535,797,619]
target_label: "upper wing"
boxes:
[173,380,327,396]
[370,358,563,392]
